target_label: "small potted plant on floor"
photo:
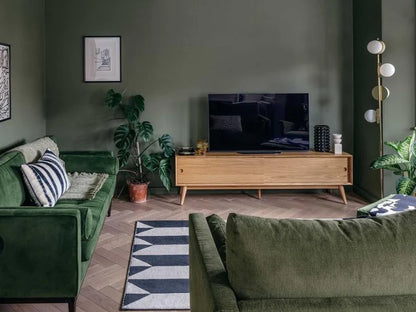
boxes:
[105,89,174,202]
[371,128,416,195]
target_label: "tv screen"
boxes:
[208,93,309,152]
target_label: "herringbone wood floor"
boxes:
[0,191,366,312]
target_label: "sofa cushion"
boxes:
[56,174,116,260]
[238,295,416,312]
[21,149,70,207]
[0,152,26,207]
[206,214,227,267]
[226,212,416,300]
[11,136,59,163]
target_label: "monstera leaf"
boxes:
[159,158,172,191]
[396,176,416,195]
[105,89,122,108]
[142,153,160,172]
[159,134,175,157]
[137,121,153,142]
[117,149,131,168]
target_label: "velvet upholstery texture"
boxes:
[226,212,416,299]
[206,214,227,267]
[60,152,118,174]
[0,209,81,298]
[0,138,118,305]
[0,152,26,207]
[190,212,416,312]
[189,213,239,312]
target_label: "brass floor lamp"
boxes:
[364,39,396,198]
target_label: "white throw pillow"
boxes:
[21,149,70,207]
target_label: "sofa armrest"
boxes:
[60,153,119,174]
[189,213,239,312]
[0,208,82,298]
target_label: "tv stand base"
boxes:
[175,151,352,206]
[178,185,347,205]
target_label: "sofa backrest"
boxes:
[226,212,416,300]
[0,152,26,207]
[0,136,59,207]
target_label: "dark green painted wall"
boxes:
[353,0,415,200]
[45,0,353,158]
[382,0,415,195]
[353,0,382,201]
[0,0,46,150]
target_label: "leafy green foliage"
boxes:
[396,177,416,195]
[159,134,175,157]
[370,154,409,169]
[105,89,122,108]
[137,121,153,142]
[371,129,416,195]
[105,89,175,191]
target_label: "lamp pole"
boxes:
[376,53,384,198]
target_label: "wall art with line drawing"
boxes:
[84,36,121,82]
[0,42,10,122]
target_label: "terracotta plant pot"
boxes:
[128,181,149,203]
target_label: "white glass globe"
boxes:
[364,109,377,123]
[380,63,395,77]
[367,40,385,54]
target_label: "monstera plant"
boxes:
[105,89,174,202]
[371,128,416,195]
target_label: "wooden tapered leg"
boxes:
[180,186,187,205]
[257,189,262,199]
[338,185,347,204]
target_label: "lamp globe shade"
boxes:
[367,40,385,54]
[380,63,395,77]
[364,109,377,123]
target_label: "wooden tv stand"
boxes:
[175,151,353,205]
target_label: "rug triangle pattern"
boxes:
[122,220,189,310]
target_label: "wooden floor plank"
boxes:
[0,191,366,312]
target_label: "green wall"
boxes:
[382,0,415,195]
[352,0,382,201]
[353,0,415,200]
[45,0,353,157]
[0,0,46,150]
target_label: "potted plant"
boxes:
[105,89,175,203]
[371,128,416,195]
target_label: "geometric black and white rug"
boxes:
[121,220,189,310]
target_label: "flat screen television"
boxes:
[208,93,309,152]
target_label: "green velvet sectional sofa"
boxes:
[190,212,416,312]
[0,138,118,312]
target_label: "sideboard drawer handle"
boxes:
[180,169,184,173]
[344,167,347,171]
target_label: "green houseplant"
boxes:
[371,128,416,195]
[105,89,174,202]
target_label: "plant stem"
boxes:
[138,138,159,157]
[136,140,144,181]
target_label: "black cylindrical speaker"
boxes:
[314,125,330,152]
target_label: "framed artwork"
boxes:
[83,36,121,82]
[0,42,10,122]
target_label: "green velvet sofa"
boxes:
[190,212,416,312]
[0,138,118,312]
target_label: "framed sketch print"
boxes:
[83,36,121,82]
[0,42,10,122]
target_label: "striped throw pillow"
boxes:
[21,149,70,207]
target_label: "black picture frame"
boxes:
[0,42,11,122]
[83,36,121,83]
